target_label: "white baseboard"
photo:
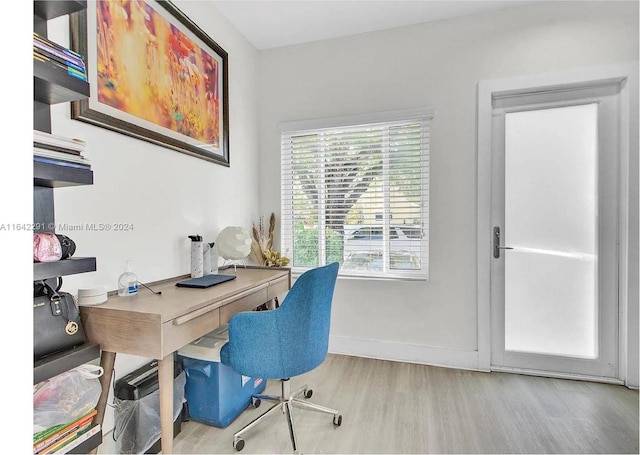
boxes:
[328,335,485,372]
[490,366,625,385]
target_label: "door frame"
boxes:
[476,63,639,386]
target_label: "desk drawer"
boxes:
[268,275,290,300]
[220,286,268,324]
[163,305,220,357]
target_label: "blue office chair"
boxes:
[220,262,342,453]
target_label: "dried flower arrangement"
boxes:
[251,212,290,267]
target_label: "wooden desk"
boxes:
[80,267,291,454]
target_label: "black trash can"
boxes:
[113,360,187,454]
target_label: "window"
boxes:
[280,108,432,280]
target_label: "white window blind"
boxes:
[280,108,433,280]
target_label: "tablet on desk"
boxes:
[175,274,236,288]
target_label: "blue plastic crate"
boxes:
[178,335,266,428]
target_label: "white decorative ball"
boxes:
[217,226,252,260]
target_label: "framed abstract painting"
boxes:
[70,0,229,166]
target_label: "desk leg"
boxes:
[90,351,116,455]
[158,353,174,454]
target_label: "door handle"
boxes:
[493,226,514,258]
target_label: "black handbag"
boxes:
[56,234,76,259]
[33,281,86,361]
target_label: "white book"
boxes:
[33,130,86,152]
[54,424,101,454]
[34,147,91,165]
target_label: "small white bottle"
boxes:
[189,235,204,278]
[118,260,139,296]
[210,243,219,274]
[203,242,213,275]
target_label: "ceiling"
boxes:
[210,0,540,50]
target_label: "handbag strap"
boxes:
[39,281,80,322]
[33,277,62,298]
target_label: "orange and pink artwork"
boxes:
[95,0,220,148]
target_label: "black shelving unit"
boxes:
[33,0,89,134]
[34,1,86,21]
[34,58,90,106]
[34,159,93,188]
[34,257,97,281]
[34,1,102,452]
[34,342,101,385]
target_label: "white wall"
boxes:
[257,2,639,370]
[45,0,261,434]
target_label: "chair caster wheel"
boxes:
[333,414,342,426]
[233,438,245,451]
[304,389,313,399]
[252,397,261,408]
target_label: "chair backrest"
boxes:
[221,262,339,379]
[274,262,339,377]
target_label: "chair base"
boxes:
[232,379,342,453]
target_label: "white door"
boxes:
[490,81,622,380]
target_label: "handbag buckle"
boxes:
[50,294,62,316]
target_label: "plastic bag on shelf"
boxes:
[33,364,103,432]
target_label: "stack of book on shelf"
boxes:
[34,130,90,170]
[33,32,87,82]
[33,409,100,454]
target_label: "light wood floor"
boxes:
[101,353,639,454]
